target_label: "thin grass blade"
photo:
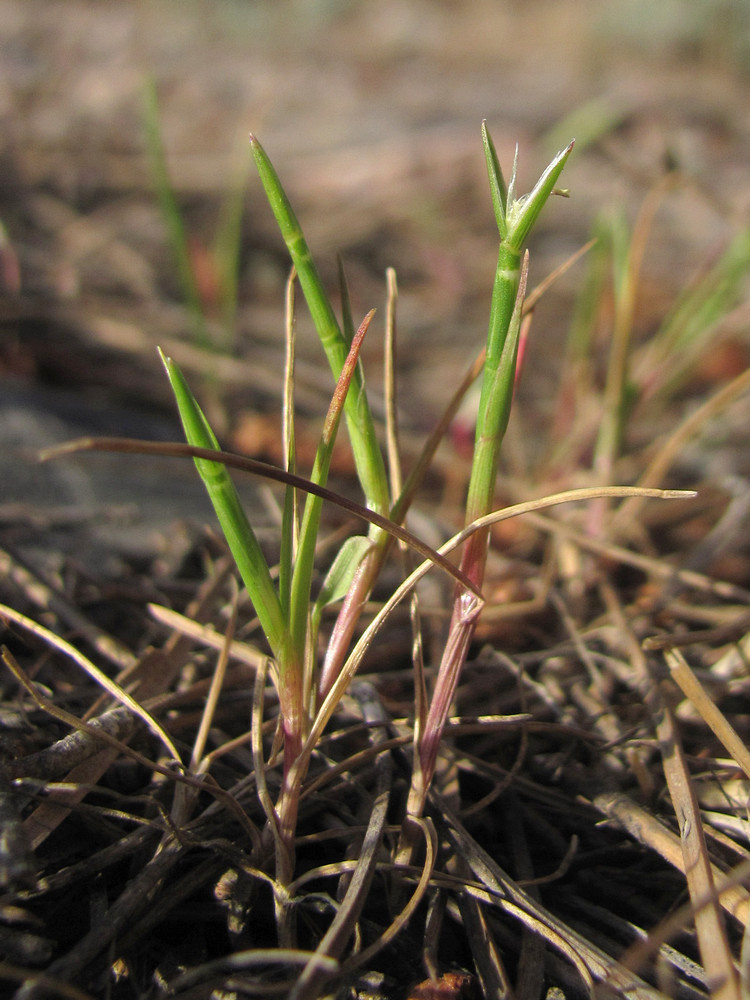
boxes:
[249,134,390,520]
[40,434,482,600]
[481,121,508,238]
[279,268,299,616]
[213,143,253,349]
[507,139,575,249]
[143,79,210,350]
[159,350,288,661]
[289,311,375,663]
[465,252,529,531]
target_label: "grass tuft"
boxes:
[15,120,750,1000]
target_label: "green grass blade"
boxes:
[143,79,210,350]
[465,253,529,529]
[467,139,574,528]
[159,350,288,660]
[249,135,390,521]
[288,311,376,665]
[405,139,573,827]
[481,121,508,238]
[642,227,750,397]
[311,534,371,638]
[279,269,299,617]
[507,139,574,250]
[213,143,253,350]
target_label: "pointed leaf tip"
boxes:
[507,139,574,249]
[481,121,508,237]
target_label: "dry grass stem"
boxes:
[653,683,741,1000]
[613,364,750,534]
[664,647,750,781]
[0,605,180,763]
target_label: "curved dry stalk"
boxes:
[281,485,695,854]
[291,690,393,1000]
[165,948,339,997]
[147,603,268,670]
[664,647,750,782]
[40,436,482,602]
[0,604,181,764]
[611,363,750,535]
[436,794,662,999]
[314,485,693,746]
[338,815,437,979]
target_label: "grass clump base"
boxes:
[0,123,749,1000]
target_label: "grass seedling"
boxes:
[160,312,378,887]
[155,328,482,892]
[28,93,750,991]
[43,127,696,956]
[156,126,576,887]
[248,135,391,522]
[401,128,575,835]
[249,135,398,711]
